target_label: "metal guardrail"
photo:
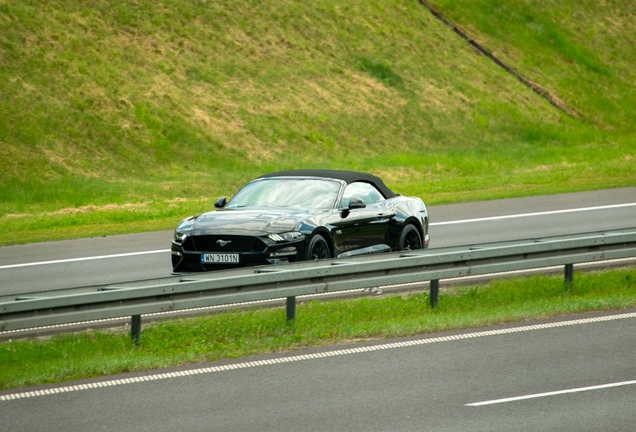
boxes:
[2,228,636,343]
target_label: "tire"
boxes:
[399,224,422,251]
[306,235,330,260]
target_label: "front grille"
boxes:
[183,235,267,252]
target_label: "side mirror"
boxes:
[348,197,366,209]
[214,196,227,208]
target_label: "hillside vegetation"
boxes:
[0,0,634,245]
[433,0,636,131]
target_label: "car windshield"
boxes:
[226,178,341,210]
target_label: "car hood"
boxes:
[181,208,315,235]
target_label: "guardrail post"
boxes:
[564,263,574,288]
[286,296,296,323]
[131,315,141,345]
[430,280,439,308]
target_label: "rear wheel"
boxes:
[307,235,330,260]
[399,224,422,251]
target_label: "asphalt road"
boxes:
[2,310,635,431]
[0,187,635,296]
[1,188,635,430]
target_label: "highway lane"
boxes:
[2,310,635,431]
[428,187,636,247]
[0,187,634,295]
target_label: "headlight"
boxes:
[173,231,188,244]
[268,232,303,242]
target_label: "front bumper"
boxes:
[171,233,307,272]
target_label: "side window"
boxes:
[340,182,384,208]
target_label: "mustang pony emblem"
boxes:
[216,239,232,247]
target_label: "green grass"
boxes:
[2,266,635,390]
[0,0,634,246]
[433,0,636,131]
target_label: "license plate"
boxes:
[201,253,240,264]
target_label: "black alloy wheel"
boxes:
[399,224,422,251]
[307,235,330,260]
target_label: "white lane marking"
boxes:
[2,311,636,402]
[430,202,636,226]
[466,380,636,407]
[0,249,170,270]
[3,202,635,269]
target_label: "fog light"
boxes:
[269,247,297,258]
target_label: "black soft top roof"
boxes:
[259,169,397,199]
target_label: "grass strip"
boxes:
[1,266,635,390]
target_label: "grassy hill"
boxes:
[432,0,636,131]
[0,0,634,245]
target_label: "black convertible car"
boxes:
[171,169,429,273]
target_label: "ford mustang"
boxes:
[171,169,429,272]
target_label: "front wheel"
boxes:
[399,224,422,251]
[306,235,330,260]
